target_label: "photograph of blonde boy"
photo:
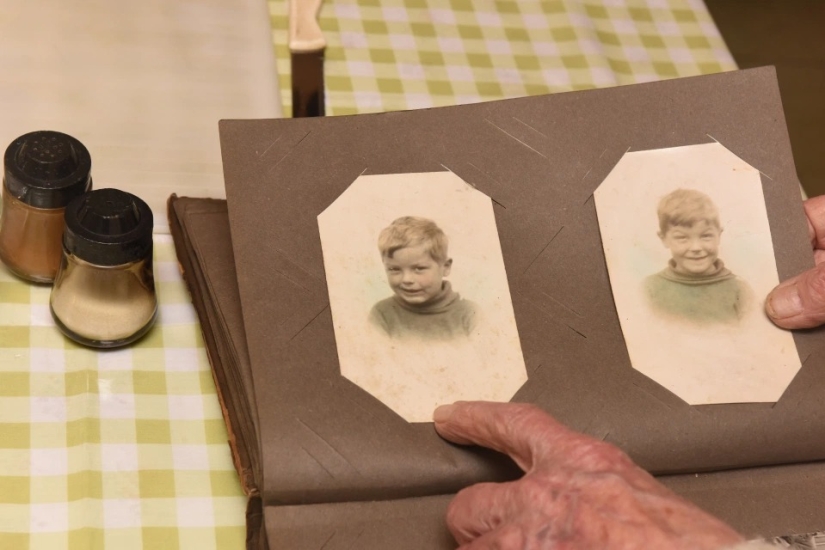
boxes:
[594,143,800,405]
[644,189,755,324]
[318,171,527,421]
[369,216,478,339]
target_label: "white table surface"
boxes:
[0,0,282,233]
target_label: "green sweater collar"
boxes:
[659,259,735,286]
[392,281,460,314]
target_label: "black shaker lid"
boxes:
[4,131,92,208]
[63,188,153,266]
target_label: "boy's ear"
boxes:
[657,230,665,242]
[443,258,453,276]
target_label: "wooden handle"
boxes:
[289,0,325,53]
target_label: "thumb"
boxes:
[766,263,825,329]
[433,401,567,471]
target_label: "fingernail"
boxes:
[433,404,455,423]
[767,283,802,319]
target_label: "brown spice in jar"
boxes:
[0,186,66,282]
[0,131,92,283]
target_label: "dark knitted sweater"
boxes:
[368,281,478,340]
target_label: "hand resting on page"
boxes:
[427,204,825,549]
[766,195,825,329]
[433,401,749,550]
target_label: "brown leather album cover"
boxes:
[169,66,825,547]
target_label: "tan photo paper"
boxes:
[318,171,527,422]
[594,143,801,404]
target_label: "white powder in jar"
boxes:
[50,255,157,343]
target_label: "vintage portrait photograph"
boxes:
[318,171,527,422]
[368,215,479,340]
[643,187,756,326]
[595,143,800,405]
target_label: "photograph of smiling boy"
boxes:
[594,144,800,405]
[369,216,478,340]
[318,171,527,421]
[644,189,755,324]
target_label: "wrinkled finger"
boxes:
[457,523,529,550]
[457,514,558,550]
[815,249,825,266]
[446,481,516,545]
[766,263,825,329]
[804,195,825,250]
[434,402,569,471]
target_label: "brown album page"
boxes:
[170,195,825,544]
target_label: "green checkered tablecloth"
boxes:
[269,0,736,116]
[0,236,246,549]
[1,1,738,548]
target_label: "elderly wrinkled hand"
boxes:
[433,401,744,550]
[766,195,825,328]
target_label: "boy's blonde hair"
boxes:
[657,189,721,234]
[378,216,449,262]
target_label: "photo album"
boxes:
[169,67,825,549]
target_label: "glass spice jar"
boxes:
[0,131,93,282]
[50,188,157,348]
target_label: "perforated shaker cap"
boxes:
[3,131,92,208]
[63,188,153,266]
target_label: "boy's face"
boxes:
[382,244,452,305]
[659,220,722,276]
